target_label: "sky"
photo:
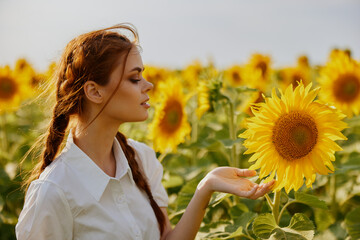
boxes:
[0,0,359,71]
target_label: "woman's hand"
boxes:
[197,167,274,199]
[161,167,274,240]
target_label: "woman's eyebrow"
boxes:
[130,66,145,73]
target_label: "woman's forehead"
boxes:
[125,49,143,69]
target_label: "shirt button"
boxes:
[134,230,141,239]
[116,196,125,204]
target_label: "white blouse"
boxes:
[16,132,169,240]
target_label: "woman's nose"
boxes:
[143,79,154,92]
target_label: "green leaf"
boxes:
[252,213,278,239]
[209,193,231,207]
[288,213,315,232]
[234,86,258,93]
[294,192,327,209]
[345,206,360,240]
[270,214,314,240]
[162,174,184,189]
[253,213,315,240]
[222,226,243,239]
[228,204,250,219]
[176,172,205,211]
[269,228,307,240]
[0,196,4,212]
[314,209,335,231]
[225,211,257,233]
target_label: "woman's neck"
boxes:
[72,119,119,178]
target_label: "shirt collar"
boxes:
[61,131,135,201]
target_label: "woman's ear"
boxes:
[83,81,104,104]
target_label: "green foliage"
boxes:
[345,207,360,240]
[253,213,314,240]
[294,192,327,210]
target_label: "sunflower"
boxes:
[329,48,351,61]
[181,60,218,93]
[0,66,24,112]
[317,52,360,117]
[143,65,171,101]
[244,53,273,92]
[277,66,312,91]
[239,82,347,193]
[148,77,191,153]
[297,55,310,69]
[181,60,203,92]
[238,90,265,117]
[15,58,33,72]
[223,65,245,87]
[196,81,211,119]
[13,58,43,97]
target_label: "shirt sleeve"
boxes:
[129,139,169,207]
[16,180,73,240]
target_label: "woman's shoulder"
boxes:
[36,152,76,192]
[127,139,161,172]
[127,138,157,160]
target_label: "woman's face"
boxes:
[101,47,153,124]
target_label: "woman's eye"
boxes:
[130,78,141,83]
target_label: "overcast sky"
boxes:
[0,0,359,71]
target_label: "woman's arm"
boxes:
[161,167,275,240]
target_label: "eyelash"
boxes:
[130,78,141,84]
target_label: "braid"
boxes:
[116,132,165,235]
[40,102,70,172]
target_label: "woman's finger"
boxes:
[238,184,259,198]
[251,181,275,199]
[236,169,257,177]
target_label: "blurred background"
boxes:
[1,0,359,70]
[1,0,360,239]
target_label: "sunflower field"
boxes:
[1,49,360,240]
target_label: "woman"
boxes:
[16,24,274,240]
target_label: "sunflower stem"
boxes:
[264,194,274,208]
[224,96,241,206]
[0,112,8,152]
[190,104,198,166]
[278,200,298,223]
[272,190,281,225]
[157,151,168,163]
[226,97,238,168]
[330,174,338,219]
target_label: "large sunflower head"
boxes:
[239,82,347,193]
[148,77,191,153]
[317,52,360,117]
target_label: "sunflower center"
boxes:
[256,61,267,77]
[333,73,360,102]
[0,76,18,100]
[273,111,318,160]
[159,100,183,134]
[232,72,241,83]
